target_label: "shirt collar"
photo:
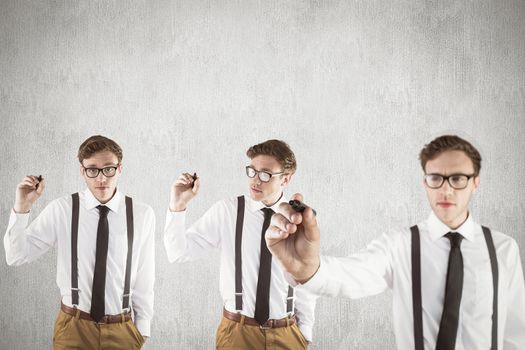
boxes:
[427,211,477,242]
[83,188,122,213]
[245,192,288,213]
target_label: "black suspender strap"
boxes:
[71,193,80,306]
[410,225,424,350]
[70,193,134,312]
[411,224,499,350]
[122,196,134,310]
[234,195,294,314]
[286,285,294,313]
[235,195,245,311]
[482,226,498,350]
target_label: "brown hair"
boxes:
[78,135,123,163]
[419,135,481,175]
[246,139,297,174]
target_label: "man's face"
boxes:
[423,150,480,229]
[248,155,292,206]
[80,151,122,204]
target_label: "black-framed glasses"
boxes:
[245,166,284,183]
[82,164,119,178]
[424,173,476,189]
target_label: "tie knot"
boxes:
[97,205,110,217]
[261,207,274,218]
[445,232,463,248]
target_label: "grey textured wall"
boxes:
[1,0,524,349]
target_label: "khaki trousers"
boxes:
[216,316,309,350]
[53,309,145,350]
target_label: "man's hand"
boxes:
[14,175,45,213]
[265,193,321,283]
[169,172,200,212]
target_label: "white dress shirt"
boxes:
[4,189,155,336]
[297,212,525,349]
[164,194,318,341]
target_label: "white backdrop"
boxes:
[1,0,524,349]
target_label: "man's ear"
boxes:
[281,173,293,187]
[472,175,480,193]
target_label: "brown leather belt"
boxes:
[61,303,131,324]
[223,308,296,329]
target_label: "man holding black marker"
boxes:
[4,135,155,349]
[266,135,525,349]
[164,139,316,349]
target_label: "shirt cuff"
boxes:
[8,209,30,230]
[164,208,186,230]
[135,318,151,337]
[295,256,329,296]
[297,323,313,342]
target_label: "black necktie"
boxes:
[91,205,110,322]
[254,207,274,325]
[436,232,464,350]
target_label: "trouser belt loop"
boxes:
[121,314,125,322]
[286,317,290,327]
[240,314,245,325]
[75,308,81,320]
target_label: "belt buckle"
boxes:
[96,316,108,325]
[259,320,273,330]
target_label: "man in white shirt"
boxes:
[4,135,155,350]
[164,139,316,349]
[266,135,525,349]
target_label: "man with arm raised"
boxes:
[4,135,155,349]
[266,135,525,350]
[164,139,317,349]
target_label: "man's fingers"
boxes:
[276,202,303,225]
[36,179,45,195]
[21,179,34,186]
[192,178,201,193]
[302,206,316,224]
[181,174,191,184]
[20,178,38,189]
[183,172,195,182]
[26,175,39,182]
[22,176,38,186]
[175,173,195,187]
[270,213,297,233]
[275,192,307,224]
[182,172,199,187]
[265,226,290,246]
[291,193,304,202]
[299,207,320,242]
[174,173,191,185]
[174,179,189,186]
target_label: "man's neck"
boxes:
[90,188,117,205]
[444,211,469,230]
[261,192,283,207]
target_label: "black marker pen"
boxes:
[36,175,43,189]
[192,173,197,188]
[289,199,317,216]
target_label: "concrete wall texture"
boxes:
[1,0,524,349]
